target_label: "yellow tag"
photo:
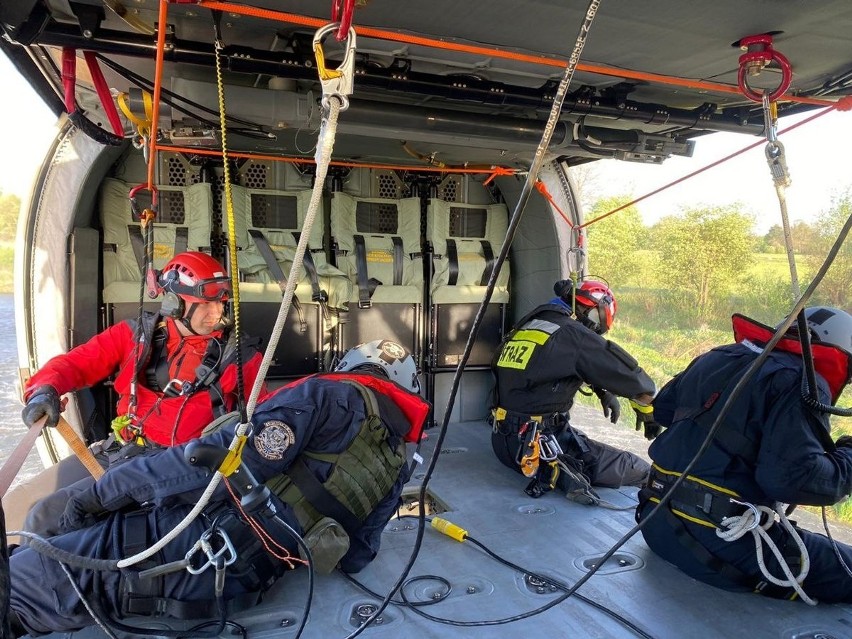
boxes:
[494,407,507,421]
[218,435,248,476]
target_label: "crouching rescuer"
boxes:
[490,279,661,503]
[7,341,428,636]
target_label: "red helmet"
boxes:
[574,279,617,334]
[159,251,231,303]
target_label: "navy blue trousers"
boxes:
[638,502,852,603]
[10,503,297,635]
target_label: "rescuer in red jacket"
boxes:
[17,251,265,536]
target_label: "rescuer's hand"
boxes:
[593,387,621,424]
[835,435,852,449]
[629,399,664,441]
[59,490,119,533]
[21,386,61,429]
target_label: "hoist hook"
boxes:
[737,34,792,103]
[313,22,357,111]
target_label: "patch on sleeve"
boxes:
[253,420,295,460]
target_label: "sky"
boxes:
[1,52,851,236]
[584,108,852,235]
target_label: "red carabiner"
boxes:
[737,34,792,103]
[128,183,158,222]
[331,0,355,41]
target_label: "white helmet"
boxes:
[335,340,421,393]
[804,307,852,353]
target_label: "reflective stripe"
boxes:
[651,463,740,497]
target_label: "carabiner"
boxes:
[313,22,357,111]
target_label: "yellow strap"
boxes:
[55,416,105,480]
[116,90,153,137]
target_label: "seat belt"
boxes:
[127,225,146,273]
[480,239,495,286]
[353,234,372,308]
[173,226,188,255]
[391,236,404,286]
[446,239,459,286]
[248,229,307,332]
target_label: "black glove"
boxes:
[21,385,61,428]
[593,387,620,424]
[59,490,109,533]
[629,399,664,441]
[836,435,852,449]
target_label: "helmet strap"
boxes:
[178,302,202,336]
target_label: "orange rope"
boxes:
[146,0,169,191]
[152,143,522,176]
[196,1,837,108]
[534,180,574,228]
[579,105,840,229]
[225,480,307,568]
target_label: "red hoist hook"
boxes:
[737,34,793,103]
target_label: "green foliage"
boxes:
[585,196,644,285]
[804,187,852,307]
[0,190,21,243]
[653,205,756,318]
[0,245,13,293]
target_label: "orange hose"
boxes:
[153,143,522,176]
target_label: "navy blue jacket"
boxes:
[649,342,852,506]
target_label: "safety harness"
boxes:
[116,312,252,445]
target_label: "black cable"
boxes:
[339,535,653,637]
[339,4,604,635]
[268,511,314,639]
[94,53,271,136]
[822,506,852,579]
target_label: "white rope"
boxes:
[117,94,346,570]
[243,97,342,422]
[715,501,816,605]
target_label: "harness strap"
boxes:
[446,238,459,286]
[248,229,307,332]
[123,588,260,618]
[285,457,363,536]
[643,464,750,528]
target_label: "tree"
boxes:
[585,195,645,286]
[806,188,852,307]
[0,190,20,243]
[653,205,756,317]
